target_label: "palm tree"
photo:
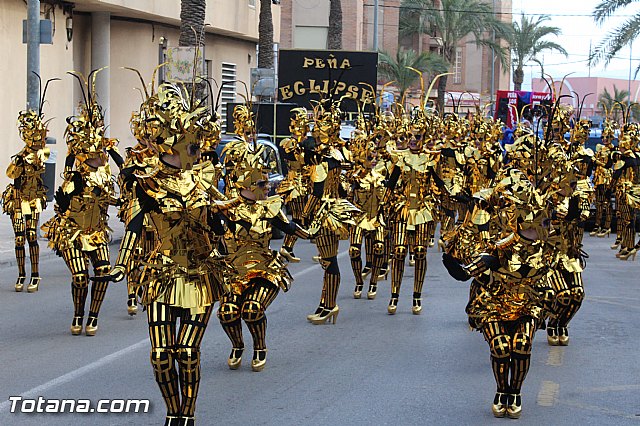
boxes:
[509,14,567,91]
[592,0,640,70]
[328,0,343,49]
[179,0,206,47]
[258,0,274,69]
[599,86,638,122]
[378,48,449,102]
[400,0,510,113]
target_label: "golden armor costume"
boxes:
[383,108,440,315]
[278,107,311,263]
[106,81,233,426]
[590,117,616,238]
[300,101,359,325]
[3,108,51,292]
[443,169,559,419]
[41,70,123,337]
[217,146,309,372]
[346,114,387,300]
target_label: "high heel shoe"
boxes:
[546,326,559,346]
[14,276,26,292]
[367,284,377,300]
[506,393,522,419]
[619,248,637,261]
[589,227,600,237]
[597,228,611,238]
[70,316,83,335]
[27,276,40,293]
[557,327,569,346]
[228,347,244,370]
[279,246,300,263]
[408,254,415,266]
[251,349,267,372]
[127,297,138,316]
[412,297,422,315]
[307,305,325,321]
[491,392,508,418]
[182,417,195,426]
[428,237,435,248]
[310,306,339,325]
[353,284,363,299]
[387,296,398,315]
[312,255,321,263]
[611,239,621,250]
[615,248,628,258]
[361,266,372,279]
[85,316,98,336]
[437,238,445,252]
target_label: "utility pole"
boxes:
[628,41,633,108]
[490,0,496,116]
[373,0,378,51]
[26,0,41,111]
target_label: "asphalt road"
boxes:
[0,233,638,425]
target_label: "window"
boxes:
[220,63,237,133]
[454,48,463,84]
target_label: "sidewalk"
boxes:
[0,204,125,268]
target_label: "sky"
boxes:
[514,0,639,90]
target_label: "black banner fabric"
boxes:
[277,49,378,112]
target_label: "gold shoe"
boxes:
[279,247,301,263]
[312,255,321,263]
[182,416,195,426]
[492,392,508,418]
[408,254,415,267]
[616,248,628,258]
[506,394,522,419]
[310,306,339,325]
[557,327,569,346]
[70,316,83,335]
[367,284,377,300]
[14,276,26,292]
[611,239,621,250]
[387,297,398,315]
[428,238,435,248]
[353,284,363,299]
[589,228,599,237]
[85,316,98,336]
[412,298,422,315]
[228,347,244,370]
[361,266,372,279]
[597,228,611,238]
[619,248,637,261]
[307,305,325,321]
[546,327,559,346]
[251,349,267,372]
[27,276,40,293]
[127,297,138,316]
[437,238,445,253]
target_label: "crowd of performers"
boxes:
[4,68,640,424]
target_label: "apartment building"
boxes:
[1,0,280,190]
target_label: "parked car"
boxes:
[215,133,286,239]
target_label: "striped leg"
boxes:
[482,321,511,393]
[412,223,429,314]
[349,226,365,296]
[147,302,180,417]
[510,318,535,394]
[176,305,212,417]
[87,244,111,319]
[12,210,26,288]
[389,220,407,313]
[316,230,340,310]
[282,197,305,253]
[62,247,89,321]
[242,278,279,370]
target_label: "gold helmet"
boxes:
[18,110,48,149]
[233,104,255,142]
[289,107,310,139]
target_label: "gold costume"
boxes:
[41,70,122,337]
[3,109,51,292]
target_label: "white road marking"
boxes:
[546,346,564,367]
[536,380,560,407]
[0,254,336,413]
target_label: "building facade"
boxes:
[1,0,280,190]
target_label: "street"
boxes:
[0,233,638,425]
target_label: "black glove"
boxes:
[54,187,71,213]
[442,253,471,282]
[90,265,126,283]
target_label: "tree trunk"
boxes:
[327,0,342,50]
[258,0,274,69]
[437,74,448,116]
[179,0,206,47]
[513,66,524,91]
